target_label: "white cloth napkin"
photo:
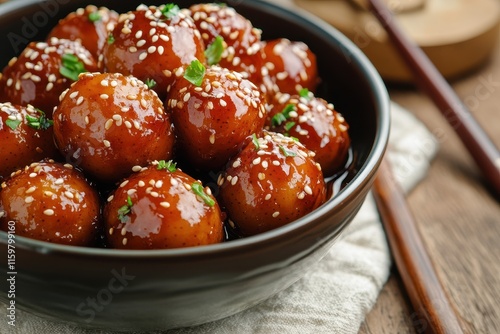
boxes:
[0,102,438,334]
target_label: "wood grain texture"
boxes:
[361,32,500,333]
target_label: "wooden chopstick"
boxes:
[366,0,500,196]
[373,159,466,334]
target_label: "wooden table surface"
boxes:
[360,58,500,333]
[268,0,500,333]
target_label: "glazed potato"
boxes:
[53,72,175,183]
[267,91,351,176]
[47,5,119,63]
[218,131,326,236]
[167,63,266,171]
[189,3,263,79]
[258,38,319,99]
[104,161,224,249]
[0,37,100,117]
[104,4,205,99]
[0,103,58,180]
[0,161,101,246]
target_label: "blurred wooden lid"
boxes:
[294,0,500,83]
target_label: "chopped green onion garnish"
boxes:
[191,183,215,207]
[5,119,21,130]
[107,33,115,45]
[157,160,177,172]
[205,36,225,65]
[26,109,53,130]
[279,145,297,157]
[271,104,295,127]
[284,121,295,132]
[145,78,157,89]
[117,196,133,222]
[59,53,87,81]
[88,11,102,22]
[161,3,180,20]
[299,88,311,100]
[184,60,206,87]
[251,133,260,150]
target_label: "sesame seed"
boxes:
[44,209,55,216]
[29,172,37,178]
[160,202,170,208]
[63,163,73,169]
[155,180,163,188]
[252,157,261,165]
[121,228,127,236]
[272,211,280,218]
[76,96,84,105]
[140,99,148,108]
[25,196,34,204]
[105,119,114,130]
[64,191,74,199]
[120,180,129,188]
[304,185,313,195]
[139,52,148,61]
[258,173,265,180]
[127,189,137,196]
[70,91,79,99]
[265,194,272,200]
[209,134,215,144]
[122,238,128,246]
[55,178,64,185]
[25,186,36,194]
[150,191,159,198]
[298,192,305,199]
[44,191,54,197]
[103,140,111,147]
[85,116,90,124]
[0,211,5,218]
[231,176,238,185]
[100,94,109,100]
[109,227,114,235]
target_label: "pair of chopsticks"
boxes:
[363,0,500,333]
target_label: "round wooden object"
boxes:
[294,0,500,83]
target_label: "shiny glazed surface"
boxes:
[0,0,390,330]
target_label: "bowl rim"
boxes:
[0,0,390,259]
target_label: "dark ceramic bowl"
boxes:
[0,0,390,331]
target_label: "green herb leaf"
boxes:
[251,133,260,150]
[284,121,295,132]
[279,145,297,157]
[59,53,87,81]
[25,109,53,130]
[184,60,206,87]
[205,36,225,66]
[157,160,177,172]
[299,88,311,100]
[107,33,115,45]
[5,118,21,131]
[145,78,157,89]
[161,3,180,20]
[192,183,215,207]
[88,11,102,22]
[117,196,133,223]
[271,104,295,127]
